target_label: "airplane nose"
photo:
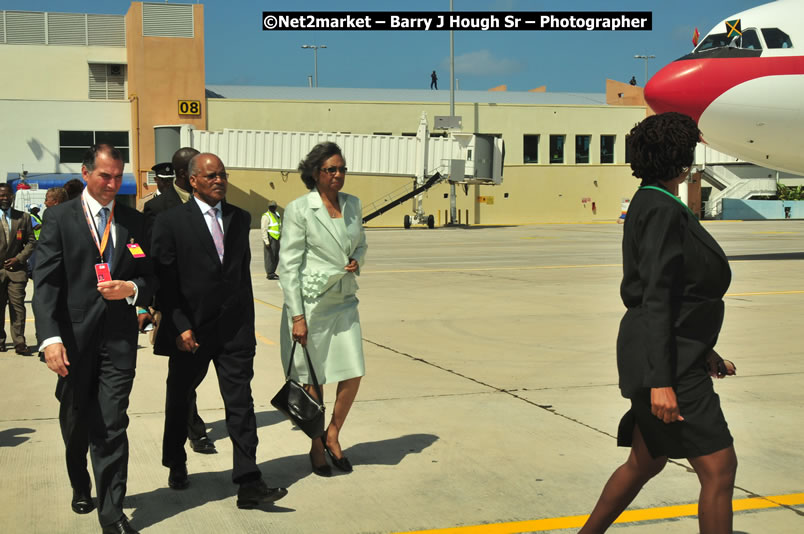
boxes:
[644,59,709,122]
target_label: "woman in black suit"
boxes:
[580,113,737,534]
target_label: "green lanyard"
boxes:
[639,186,695,217]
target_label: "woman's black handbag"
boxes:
[270,342,325,439]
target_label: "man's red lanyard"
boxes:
[81,198,113,261]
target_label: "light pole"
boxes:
[633,54,655,86]
[302,44,326,87]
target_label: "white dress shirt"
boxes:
[39,189,139,352]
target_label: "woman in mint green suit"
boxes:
[279,142,367,477]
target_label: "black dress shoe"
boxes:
[15,343,29,355]
[0,342,6,352]
[168,464,189,490]
[236,479,288,509]
[189,436,217,454]
[324,445,353,473]
[71,488,95,514]
[309,452,332,477]
[101,516,139,534]
[267,274,279,280]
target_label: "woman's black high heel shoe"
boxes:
[323,444,353,473]
[309,452,332,477]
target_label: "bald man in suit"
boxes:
[141,149,217,455]
[152,152,287,509]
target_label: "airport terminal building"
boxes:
[0,2,657,226]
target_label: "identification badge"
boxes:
[127,243,146,258]
[95,263,111,283]
[16,229,22,241]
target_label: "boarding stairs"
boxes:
[361,172,445,224]
[694,144,778,218]
[700,164,776,218]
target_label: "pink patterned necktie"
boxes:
[207,207,224,262]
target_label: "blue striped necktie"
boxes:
[98,207,112,264]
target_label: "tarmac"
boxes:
[1,220,803,533]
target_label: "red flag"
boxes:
[692,27,700,46]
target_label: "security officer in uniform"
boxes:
[260,200,281,280]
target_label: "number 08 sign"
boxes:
[178,100,202,116]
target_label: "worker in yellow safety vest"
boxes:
[30,207,43,241]
[261,200,281,280]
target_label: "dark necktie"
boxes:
[98,207,112,264]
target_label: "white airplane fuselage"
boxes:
[644,0,804,175]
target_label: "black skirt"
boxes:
[617,367,733,459]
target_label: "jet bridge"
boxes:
[169,113,503,227]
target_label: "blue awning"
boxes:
[5,173,137,196]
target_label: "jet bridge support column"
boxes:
[413,113,429,224]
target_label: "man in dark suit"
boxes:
[0,183,36,354]
[151,152,287,509]
[34,144,157,534]
[142,147,196,237]
[141,150,216,455]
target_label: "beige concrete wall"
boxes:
[207,99,646,166]
[209,98,645,226]
[227,164,639,229]
[0,45,126,100]
[225,169,412,228]
[0,99,132,182]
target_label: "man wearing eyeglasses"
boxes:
[151,153,287,509]
[141,149,217,457]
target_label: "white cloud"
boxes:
[446,50,525,77]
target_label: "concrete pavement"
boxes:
[1,220,802,533]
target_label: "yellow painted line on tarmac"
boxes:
[255,332,276,346]
[726,290,804,297]
[254,297,282,311]
[364,222,620,228]
[367,263,620,274]
[752,231,798,234]
[394,492,804,534]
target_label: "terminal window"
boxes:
[523,135,539,163]
[575,135,591,164]
[59,131,130,164]
[549,135,565,164]
[600,135,615,164]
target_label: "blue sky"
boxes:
[7,0,763,92]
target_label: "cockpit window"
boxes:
[696,32,730,52]
[739,29,762,50]
[762,28,793,48]
[695,29,765,52]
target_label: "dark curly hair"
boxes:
[626,112,699,184]
[298,142,344,190]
